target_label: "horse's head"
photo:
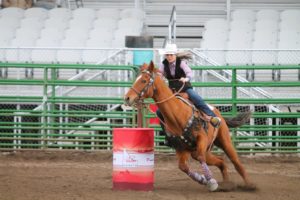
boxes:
[124,61,157,106]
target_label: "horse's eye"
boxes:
[141,79,147,84]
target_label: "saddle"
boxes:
[174,91,211,123]
[163,91,209,151]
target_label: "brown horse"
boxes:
[124,61,256,192]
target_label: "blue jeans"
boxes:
[186,88,216,117]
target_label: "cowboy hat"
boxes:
[159,43,178,55]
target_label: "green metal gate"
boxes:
[0,63,299,153]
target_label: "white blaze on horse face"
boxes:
[134,74,143,85]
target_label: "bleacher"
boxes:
[0,0,300,83]
[0,7,145,64]
[200,9,300,82]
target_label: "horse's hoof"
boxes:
[207,178,218,192]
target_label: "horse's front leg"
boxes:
[176,151,207,185]
[196,133,219,191]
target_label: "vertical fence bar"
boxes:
[42,67,48,149]
[231,66,238,147]
[50,67,57,148]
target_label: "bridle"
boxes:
[128,69,194,135]
[129,69,185,105]
[129,70,157,103]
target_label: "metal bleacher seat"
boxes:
[31,37,61,63]
[255,20,278,32]
[56,37,86,64]
[204,18,228,31]
[24,7,48,20]
[64,28,89,41]
[58,29,88,64]
[278,30,300,65]
[93,18,118,31]
[200,19,229,64]
[97,8,120,20]
[280,10,300,21]
[6,37,36,63]
[280,10,300,32]
[15,27,41,40]
[252,20,278,80]
[226,29,253,66]
[251,30,278,81]
[0,27,16,42]
[201,32,228,65]
[0,17,20,29]
[227,10,255,66]
[48,8,72,20]
[19,18,44,31]
[72,8,96,21]
[278,29,300,81]
[230,19,254,31]
[0,7,24,19]
[112,28,141,47]
[252,30,278,65]
[89,28,113,43]
[120,8,145,19]
[68,18,94,30]
[0,28,15,62]
[256,9,279,21]
[40,27,65,41]
[231,9,256,21]
[44,18,69,32]
[117,18,144,32]
[82,37,111,64]
[280,20,300,31]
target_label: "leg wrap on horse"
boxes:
[200,162,219,191]
[201,162,213,181]
[188,171,207,185]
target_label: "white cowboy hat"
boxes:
[159,43,178,55]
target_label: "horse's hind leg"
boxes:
[192,151,229,182]
[195,151,237,192]
[216,125,254,188]
[205,152,229,182]
[176,151,207,185]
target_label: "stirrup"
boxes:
[210,117,221,128]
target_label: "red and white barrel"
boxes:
[112,128,154,191]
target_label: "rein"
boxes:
[154,81,185,104]
[130,70,185,105]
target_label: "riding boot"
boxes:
[201,113,221,128]
[210,117,221,128]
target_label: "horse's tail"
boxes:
[224,111,252,128]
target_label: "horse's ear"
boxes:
[148,61,154,72]
[140,63,148,71]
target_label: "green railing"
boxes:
[0,63,299,153]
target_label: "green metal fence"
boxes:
[0,63,299,154]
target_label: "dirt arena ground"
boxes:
[0,151,299,200]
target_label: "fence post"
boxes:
[231,66,238,147]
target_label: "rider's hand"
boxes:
[179,77,189,83]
